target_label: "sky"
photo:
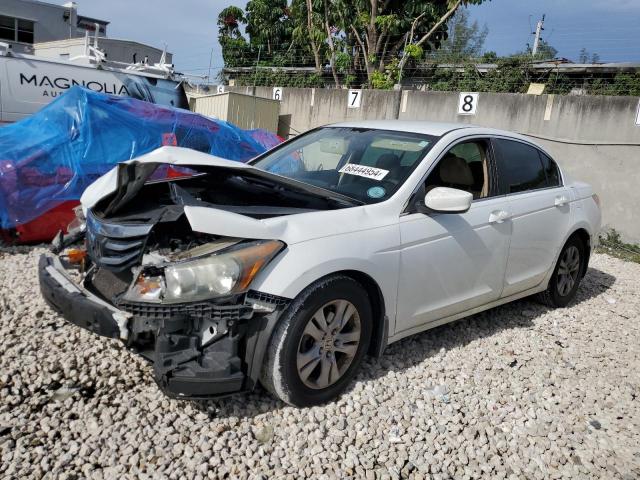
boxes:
[467,0,640,63]
[71,0,640,78]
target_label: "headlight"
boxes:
[165,255,240,300]
[123,240,284,303]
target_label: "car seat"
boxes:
[437,154,477,197]
[375,153,401,184]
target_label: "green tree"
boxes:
[532,40,557,60]
[395,1,486,85]
[217,6,251,67]
[579,47,600,64]
[439,7,488,62]
[217,0,489,88]
[245,0,292,57]
[516,39,557,60]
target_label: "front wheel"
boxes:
[538,235,586,308]
[260,275,372,407]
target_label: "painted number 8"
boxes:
[462,95,474,112]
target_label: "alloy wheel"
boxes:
[557,245,580,296]
[296,299,361,389]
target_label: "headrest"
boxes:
[376,153,400,170]
[439,154,474,186]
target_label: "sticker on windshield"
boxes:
[367,186,386,199]
[339,164,389,181]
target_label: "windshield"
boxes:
[250,127,438,204]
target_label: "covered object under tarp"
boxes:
[0,86,282,244]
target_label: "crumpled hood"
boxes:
[81,146,393,245]
[80,146,253,209]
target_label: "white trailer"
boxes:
[0,41,188,124]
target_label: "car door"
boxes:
[395,138,512,333]
[491,137,572,297]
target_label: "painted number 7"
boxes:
[348,89,362,109]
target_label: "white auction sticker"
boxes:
[339,164,389,181]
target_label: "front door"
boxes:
[395,139,511,334]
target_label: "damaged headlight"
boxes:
[123,240,284,303]
[165,255,240,300]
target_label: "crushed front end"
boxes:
[37,161,304,399]
[39,216,289,398]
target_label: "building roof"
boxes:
[77,15,110,26]
[33,37,170,55]
[9,0,109,24]
[417,61,640,74]
[223,61,640,77]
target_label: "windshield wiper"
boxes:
[249,169,365,207]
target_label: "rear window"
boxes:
[493,138,548,194]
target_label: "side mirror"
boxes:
[424,187,472,214]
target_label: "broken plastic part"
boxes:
[172,238,242,262]
[141,251,170,267]
[113,312,130,341]
[66,248,87,264]
[125,273,165,302]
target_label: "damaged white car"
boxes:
[39,121,601,406]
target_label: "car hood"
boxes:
[81,146,393,245]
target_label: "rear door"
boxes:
[492,137,571,296]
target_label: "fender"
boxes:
[541,219,596,289]
[244,267,391,390]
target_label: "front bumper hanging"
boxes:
[38,254,289,399]
[39,255,129,340]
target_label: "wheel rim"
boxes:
[556,245,580,297]
[296,299,361,390]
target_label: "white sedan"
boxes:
[39,121,601,406]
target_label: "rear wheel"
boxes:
[538,235,586,308]
[260,275,372,407]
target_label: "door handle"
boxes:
[555,195,569,207]
[489,210,511,224]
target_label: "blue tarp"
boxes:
[0,86,282,230]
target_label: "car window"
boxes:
[424,140,491,200]
[493,138,548,194]
[251,127,437,204]
[538,151,562,187]
[360,145,423,168]
[300,141,345,171]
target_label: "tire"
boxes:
[260,275,373,407]
[537,235,586,308]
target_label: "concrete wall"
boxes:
[229,86,640,242]
[398,91,640,242]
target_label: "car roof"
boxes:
[327,120,478,137]
[326,120,540,145]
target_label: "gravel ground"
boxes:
[1,247,639,480]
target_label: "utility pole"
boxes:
[252,46,261,130]
[531,14,545,56]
